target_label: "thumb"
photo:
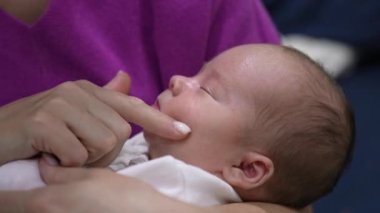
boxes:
[39,155,89,184]
[104,70,131,94]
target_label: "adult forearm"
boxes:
[0,161,310,213]
[209,202,307,213]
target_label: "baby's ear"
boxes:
[222,152,274,190]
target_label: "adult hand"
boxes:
[0,71,190,166]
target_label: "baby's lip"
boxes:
[152,99,160,110]
[153,90,170,111]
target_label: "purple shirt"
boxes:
[0,0,279,107]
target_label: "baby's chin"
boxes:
[142,130,169,159]
[142,130,157,143]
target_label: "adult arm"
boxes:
[0,158,308,213]
[0,72,190,166]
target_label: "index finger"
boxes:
[104,94,191,140]
[81,81,191,140]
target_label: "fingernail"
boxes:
[173,121,191,135]
[43,154,58,166]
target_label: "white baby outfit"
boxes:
[0,133,241,206]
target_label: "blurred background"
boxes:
[262,0,380,212]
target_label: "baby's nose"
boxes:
[169,75,194,96]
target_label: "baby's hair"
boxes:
[248,46,355,208]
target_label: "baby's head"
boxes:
[144,44,355,208]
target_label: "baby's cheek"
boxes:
[163,100,199,124]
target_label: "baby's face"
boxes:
[145,68,247,174]
[144,44,297,174]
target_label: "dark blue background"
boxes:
[263,1,380,212]
[314,65,380,212]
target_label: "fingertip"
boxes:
[156,120,191,141]
[173,121,191,135]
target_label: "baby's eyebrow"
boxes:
[201,67,221,81]
[201,68,229,101]
[209,68,228,87]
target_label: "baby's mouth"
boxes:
[152,99,160,110]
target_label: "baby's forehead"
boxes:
[211,45,303,78]
[204,45,319,105]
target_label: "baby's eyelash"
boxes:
[200,86,213,96]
